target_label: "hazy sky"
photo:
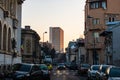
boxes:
[22,0,86,48]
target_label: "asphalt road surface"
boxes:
[50,69,87,80]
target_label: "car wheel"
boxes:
[47,77,50,80]
[87,76,90,80]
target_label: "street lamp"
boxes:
[41,31,47,63]
[43,31,47,43]
[93,32,97,65]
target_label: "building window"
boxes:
[4,0,10,11]
[8,28,11,52]
[105,14,119,24]
[102,1,107,9]
[109,17,115,22]
[93,18,100,25]
[10,0,16,17]
[93,32,99,43]
[90,1,107,9]
[3,25,7,51]
[26,39,31,53]
[0,0,3,7]
[90,2,100,9]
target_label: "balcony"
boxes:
[89,0,101,2]
[86,42,103,50]
[89,24,105,31]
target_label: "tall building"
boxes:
[49,27,64,53]
[84,0,120,65]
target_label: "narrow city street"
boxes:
[50,68,87,80]
[1,0,120,80]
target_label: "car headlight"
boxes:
[26,74,30,77]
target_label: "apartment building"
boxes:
[100,21,120,66]
[49,27,64,53]
[84,0,120,64]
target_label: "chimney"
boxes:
[25,26,30,30]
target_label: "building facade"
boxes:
[21,26,40,63]
[49,27,64,53]
[0,0,25,69]
[100,21,120,66]
[76,38,86,64]
[66,38,86,64]
[66,41,76,62]
[84,0,120,65]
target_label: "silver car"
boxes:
[87,65,101,80]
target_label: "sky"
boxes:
[22,0,86,49]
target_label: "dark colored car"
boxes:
[69,62,78,70]
[65,62,71,68]
[8,63,43,80]
[57,63,66,70]
[39,64,50,80]
[102,67,120,80]
[77,64,90,75]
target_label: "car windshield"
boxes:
[13,64,31,72]
[101,66,109,73]
[40,64,48,70]
[58,63,65,66]
[81,64,90,68]
[109,68,120,77]
[92,65,100,70]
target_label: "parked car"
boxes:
[77,63,90,75]
[87,65,101,80]
[44,55,52,64]
[39,64,51,80]
[102,67,120,80]
[0,72,4,80]
[96,65,114,80]
[69,62,78,70]
[65,62,71,68]
[8,63,43,80]
[57,63,66,70]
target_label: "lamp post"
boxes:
[42,31,47,50]
[41,31,47,63]
[93,32,96,65]
[43,31,47,43]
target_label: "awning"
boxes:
[99,31,112,36]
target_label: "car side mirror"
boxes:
[88,69,90,71]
